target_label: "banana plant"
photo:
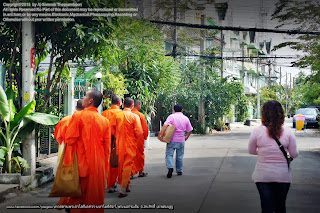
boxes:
[0,85,59,173]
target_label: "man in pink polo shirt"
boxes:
[158,104,193,178]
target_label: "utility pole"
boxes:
[241,43,245,84]
[221,30,224,78]
[268,60,271,88]
[279,67,282,86]
[293,77,295,89]
[21,21,36,186]
[172,0,177,58]
[256,55,260,119]
[68,63,76,115]
[199,15,206,131]
[285,72,288,115]
[289,73,292,90]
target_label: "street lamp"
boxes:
[95,72,102,80]
[95,72,103,113]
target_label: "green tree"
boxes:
[159,54,247,133]
[293,71,320,107]
[107,17,180,116]
[0,0,125,112]
[0,86,59,173]
[273,0,320,110]
[272,0,320,78]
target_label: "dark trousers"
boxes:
[256,182,291,213]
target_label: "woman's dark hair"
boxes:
[261,100,285,139]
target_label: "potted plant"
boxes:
[225,108,234,130]
[215,119,227,131]
[0,86,59,175]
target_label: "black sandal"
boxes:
[126,184,131,192]
[118,193,128,198]
[108,189,117,193]
[138,172,148,177]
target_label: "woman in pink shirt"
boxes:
[248,100,298,213]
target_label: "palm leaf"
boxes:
[0,147,8,168]
[0,85,10,121]
[6,88,16,122]
[12,100,36,126]
[25,113,59,126]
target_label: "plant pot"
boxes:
[0,173,21,184]
[225,123,230,130]
[245,119,251,126]
[215,127,224,131]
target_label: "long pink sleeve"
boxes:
[248,128,258,155]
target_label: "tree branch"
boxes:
[8,23,21,88]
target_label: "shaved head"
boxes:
[134,100,141,107]
[76,99,84,111]
[83,90,102,108]
[134,100,141,111]
[124,97,134,108]
[112,95,121,105]
[88,90,103,108]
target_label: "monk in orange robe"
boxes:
[56,90,111,213]
[54,100,84,162]
[115,97,143,197]
[131,100,149,177]
[101,95,122,193]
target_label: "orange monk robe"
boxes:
[115,108,143,188]
[101,105,122,189]
[54,115,72,145]
[54,115,72,162]
[57,106,111,213]
[131,108,149,175]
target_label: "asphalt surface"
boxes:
[0,119,319,213]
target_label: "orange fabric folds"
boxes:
[49,145,81,197]
[158,125,176,143]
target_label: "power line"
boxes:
[149,20,320,35]
[167,53,299,59]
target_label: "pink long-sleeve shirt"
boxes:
[248,125,299,183]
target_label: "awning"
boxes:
[247,44,256,49]
[247,69,256,75]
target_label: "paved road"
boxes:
[0,119,319,213]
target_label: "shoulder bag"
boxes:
[273,137,293,169]
[110,135,118,168]
[49,144,82,197]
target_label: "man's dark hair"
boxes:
[77,99,84,110]
[88,90,103,108]
[124,97,134,108]
[112,95,121,105]
[174,104,183,112]
[134,100,141,107]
